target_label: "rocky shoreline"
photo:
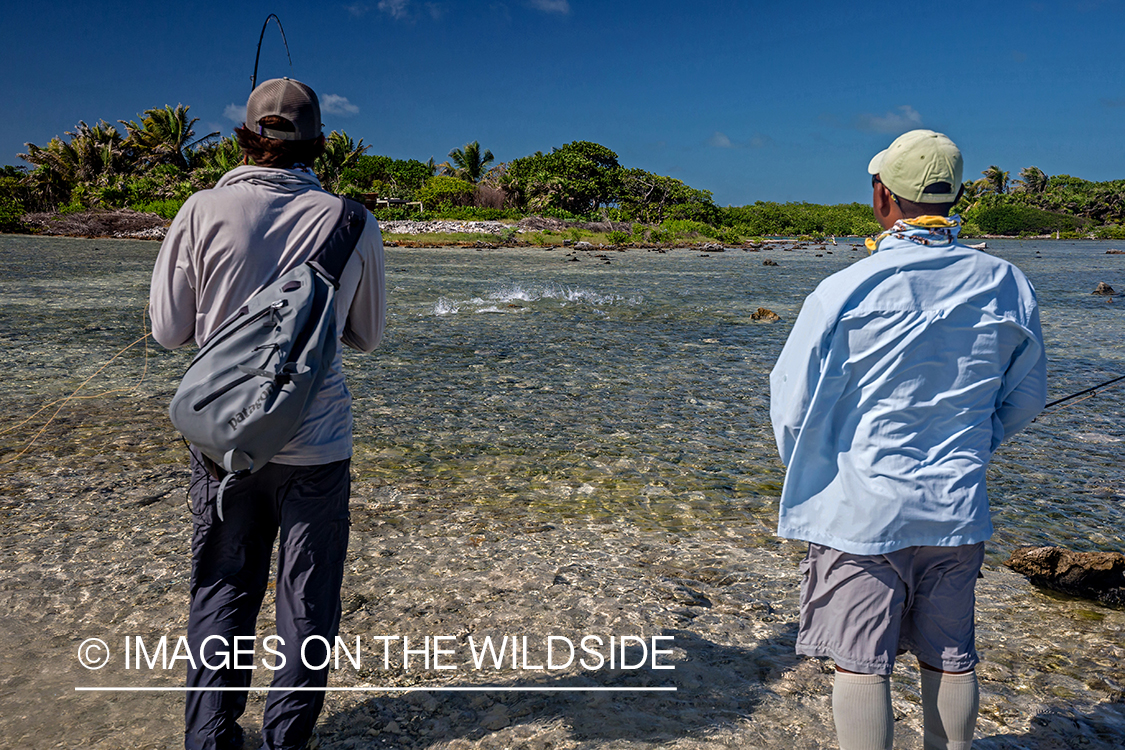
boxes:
[380,217,633,236]
[10,211,644,243]
[10,211,767,250]
[17,210,1121,247]
[20,208,169,239]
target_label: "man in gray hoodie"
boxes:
[150,78,385,750]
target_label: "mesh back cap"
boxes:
[867,129,963,204]
[246,77,322,141]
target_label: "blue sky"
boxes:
[2,0,1123,205]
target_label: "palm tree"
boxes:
[313,131,368,192]
[1013,166,1048,194]
[21,120,128,182]
[952,177,989,217]
[982,165,1009,195]
[19,120,128,205]
[443,141,494,183]
[121,105,216,171]
[190,136,243,187]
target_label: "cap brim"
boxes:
[868,149,888,176]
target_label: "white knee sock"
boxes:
[832,672,894,750]
[920,668,978,750]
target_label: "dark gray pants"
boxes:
[185,448,350,750]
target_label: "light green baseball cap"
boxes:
[867,129,963,203]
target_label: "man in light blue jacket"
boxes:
[770,130,1046,750]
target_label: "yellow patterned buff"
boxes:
[865,215,961,253]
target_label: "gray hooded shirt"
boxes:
[150,165,386,465]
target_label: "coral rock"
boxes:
[751,307,781,322]
[1004,546,1125,607]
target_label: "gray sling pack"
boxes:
[169,197,367,518]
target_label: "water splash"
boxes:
[427,281,642,317]
[433,297,460,315]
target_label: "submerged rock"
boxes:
[1092,282,1116,295]
[751,307,781,322]
[1005,546,1125,607]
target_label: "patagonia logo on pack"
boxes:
[227,382,277,431]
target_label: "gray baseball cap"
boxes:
[245,77,322,141]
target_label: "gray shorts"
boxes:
[795,542,984,674]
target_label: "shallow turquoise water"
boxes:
[1,235,1122,555]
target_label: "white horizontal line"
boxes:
[76,686,677,693]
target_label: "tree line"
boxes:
[2,103,1123,240]
[958,165,1125,238]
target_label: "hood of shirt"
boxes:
[214,164,324,192]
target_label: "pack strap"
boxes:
[216,456,252,522]
[216,472,237,522]
[307,197,368,287]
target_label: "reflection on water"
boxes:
[1,235,1123,550]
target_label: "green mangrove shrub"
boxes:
[417,175,475,209]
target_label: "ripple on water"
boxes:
[1,237,1124,748]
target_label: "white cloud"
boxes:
[748,133,772,149]
[369,0,444,21]
[855,105,923,134]
[707,131,771,149]
[223,103,245,124]
[321,94,360,116]
[707,132,734,149]
[378,0,410,19]
[345,2,370,17]
[527,0,570,14]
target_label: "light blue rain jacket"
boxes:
[769,222,1047,555]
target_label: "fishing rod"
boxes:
[1040,373,1125,412]
[250,14,293,92]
